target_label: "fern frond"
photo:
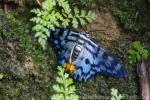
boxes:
[51,67,79,100]
[31,0,96,49]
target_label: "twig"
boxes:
[137,60,150,100]
[36,0,42,6]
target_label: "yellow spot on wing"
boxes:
[64,63,76,74]
[70,65,76,74]
[64,63,70,71]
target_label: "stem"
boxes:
[36,0,42,6]
[137,60,150,100]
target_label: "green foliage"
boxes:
[113,0,150,34]
[110,88,122,100]
[1,10,52,62]
[0,73,5,80]
[113,0,140,32]
[128,41,149,64]
[6,13,21,27]
[51,67,79,100]
[30,0,96,49]
[79,0,110,7]
[79,0,96,6]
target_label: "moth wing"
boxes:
[96,46,128,78]
[72,42,128,81]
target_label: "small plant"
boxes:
[51,67,79,100]
[79,0,96,6]
[30,0,96,49]
[110,88,123,100]
[128,41,149,64]
[113,0,150,34]
[79,0,110,7]
[0,72,5,80]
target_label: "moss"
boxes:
[0,8,57,99]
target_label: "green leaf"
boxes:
[51,67,79,100]
[110,88,122,100]
[81,10,86,16]
[133,41,141,49]
[128,41,149,64]
[136,53,141,62]
[74,7,79,15]
[51,94,65,100]
[0,73,4,80]
[35,32,42,38]
[79,18,86,26]
[66,94,79,100]
[72,18,78,28]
